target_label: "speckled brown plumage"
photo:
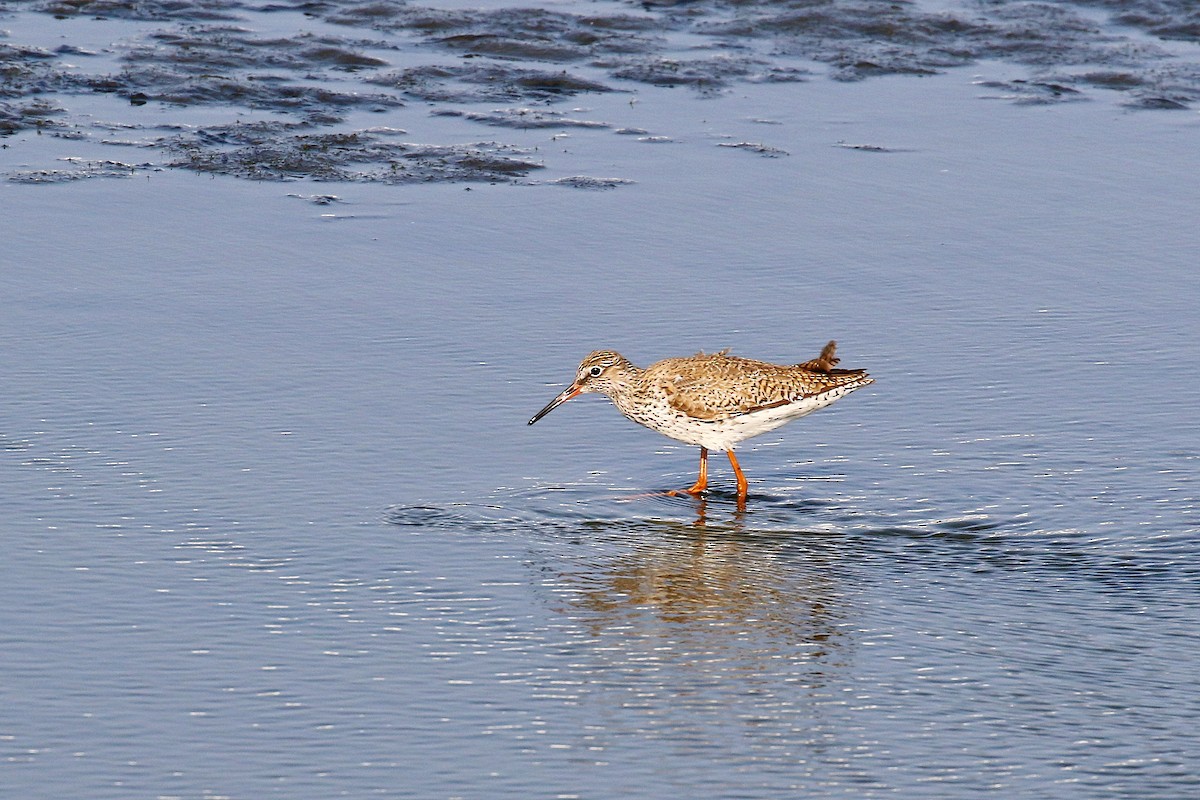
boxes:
[650,345,867,421]
[529,341,873,503]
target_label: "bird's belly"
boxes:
[623,389,855,451]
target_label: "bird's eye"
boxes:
[588,366,603,377]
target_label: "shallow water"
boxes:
[3,0,1200,798]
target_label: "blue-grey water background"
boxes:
[2,0,1199,797]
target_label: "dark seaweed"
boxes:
[5,0,1200,182]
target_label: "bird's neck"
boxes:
[605,363,645,406]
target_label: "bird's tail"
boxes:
[799,340,873,385]
[797,340,840,372]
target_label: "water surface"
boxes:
[2,0,1199,798]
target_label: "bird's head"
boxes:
[528,350,632,425]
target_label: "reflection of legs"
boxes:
[727,450,748,500]
[680,446,708,495]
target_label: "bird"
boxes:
[528,340,872,504]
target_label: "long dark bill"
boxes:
[528,385,581,425]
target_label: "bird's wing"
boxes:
[650,355,836,422]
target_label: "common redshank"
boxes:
[528,340,872,503]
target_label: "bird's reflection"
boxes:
[550,508,851,679]
[689,495,740,528]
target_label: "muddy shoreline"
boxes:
[3,0,1199,182]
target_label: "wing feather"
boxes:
[650,346,870,422]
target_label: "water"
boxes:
[3,0,1199,797]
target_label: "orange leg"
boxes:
[670,446,708,496]
[727,450,748,502]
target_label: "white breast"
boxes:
[625,385,860,451]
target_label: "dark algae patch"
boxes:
[34,0,244,21]
[161,123,544,182]
[367,65,613,103]
[431,107,610,129]
[5,0,1200,182]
